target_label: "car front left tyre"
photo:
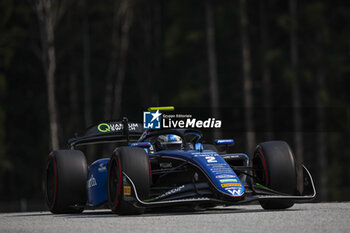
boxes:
[108,147,151,215]
[45,150,87,214]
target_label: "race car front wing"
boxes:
[122,164,316,208]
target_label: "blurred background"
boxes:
[0,0,349,212]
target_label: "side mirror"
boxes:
[128,142,152,148]
[215,139,235,153]
[215,139,235,146]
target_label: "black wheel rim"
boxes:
[108,157,120,207]
[253,154,266,185]
[46,158,55,207]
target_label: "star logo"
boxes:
[151,110,161,122]
[143,110,162,129]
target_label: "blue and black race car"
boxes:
[45,118,315,214]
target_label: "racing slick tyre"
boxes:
[253,141,297,209]
[108,147,151,215]
[45,150,88,214]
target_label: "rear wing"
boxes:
[68,118,144,148]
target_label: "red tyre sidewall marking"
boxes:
[49,153,57,211]
[258,148,269,186]
[113,156,122,210]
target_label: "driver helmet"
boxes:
[157,134,182,150]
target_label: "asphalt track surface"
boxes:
[1,202,349,233]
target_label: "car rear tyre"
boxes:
[108,147,150,214]
[45,150,88,214]
[253,141,297,209]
